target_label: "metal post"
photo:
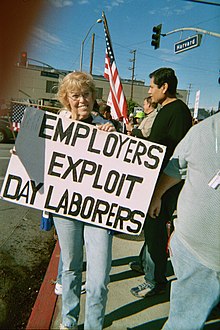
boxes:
[79,19,102,71]
[129,50,136,100]
[89,33,95,75]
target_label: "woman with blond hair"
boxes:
[53,71,116,330]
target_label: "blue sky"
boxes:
[24,0,220,110]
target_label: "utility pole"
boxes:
[187,83,192,106]
[129,49,136,100]
[89,33,95,75]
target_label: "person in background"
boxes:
[133,111,145,128]
[99,102,123,132]
[126,96,158,138]
[148,112,220,330]
[53,71,116,330]
[130,67,192,298]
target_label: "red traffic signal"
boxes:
[20,51,27,66]
[151,24,162,50]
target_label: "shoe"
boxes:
[55,282,62,295]
[129,261,144,275]
[60,323,78,329]
[130,281,155,298]
[55,282,87,295]
[131,281,167,298]
[81,282,86,294]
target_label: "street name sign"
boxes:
[174,34,202,54]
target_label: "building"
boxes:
[1,64,188,110]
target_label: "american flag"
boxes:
[11,102,26,131]
[102,12,128,123]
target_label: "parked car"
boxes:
[0,118,16,143]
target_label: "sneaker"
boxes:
[129,261,144,274]
[130,281,155,298]
[55,282,62,295]
[81,282,86,294]
[131,281,167,298]
[55,282,87,295]
[60,323,78,329]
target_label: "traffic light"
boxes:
[151,24,162,50]
[20,51,27,66]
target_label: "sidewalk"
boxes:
[27,232,220,330]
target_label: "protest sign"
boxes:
[0,109,166,235]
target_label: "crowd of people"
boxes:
[51,68,219,330]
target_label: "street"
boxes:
[0,143,56,329]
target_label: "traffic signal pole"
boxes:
[161,27,220,38]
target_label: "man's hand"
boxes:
[148,195,162,219]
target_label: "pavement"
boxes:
[26,231,220,330]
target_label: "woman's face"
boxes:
[67,88,94,120]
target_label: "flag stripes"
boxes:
[102,11,128,123]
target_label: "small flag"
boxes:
[11,102,26,131]
[102,11,128,123]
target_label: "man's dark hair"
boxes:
[149,67,178,96]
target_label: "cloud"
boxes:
[31,27,63,46]
[78,0,89,4]
[48,0,74,8]
[148,0,193,16]
[104,0,125,11]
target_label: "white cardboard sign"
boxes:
[0,109,166,235]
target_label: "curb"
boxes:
[26,241,60,329]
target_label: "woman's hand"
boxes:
[97,122,116,132]
[10,146,17,155]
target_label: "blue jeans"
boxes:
[53,216,113,330]
[57,252,62,285]
[162,233,220,330]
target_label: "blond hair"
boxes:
[57,71,96,111]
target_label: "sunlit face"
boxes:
[148,77,166,105]
[143,99,151,114]
[68,89,94,120]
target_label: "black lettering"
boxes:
[30,181,44,204]
[53,118,75,144]
[144,145,163,169]
[71,123,90,147]
[68,192,82,216]
[115,174,126,196]
[124,140,137,163]
[78,160,97,182]
[92,164,103,189]
[127,211,144,233]
[103,134,118,157]
[38,113,57,139]
[104,170,120,194]
[48,151,65,177]
[16,181,29,203]
[91,199,110,223]
[132,141,147,165]
[62,157,83,181]
[106,203,118,227]
[113,206,131,229]
[3,175,22,199]
[116,135,130,158]
[56,189,69,214]
[81,197,95,219]
[88,128,101,154]
[125,175,143,198]
[44,185,57,211]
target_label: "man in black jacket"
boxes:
[130,67,192,298]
